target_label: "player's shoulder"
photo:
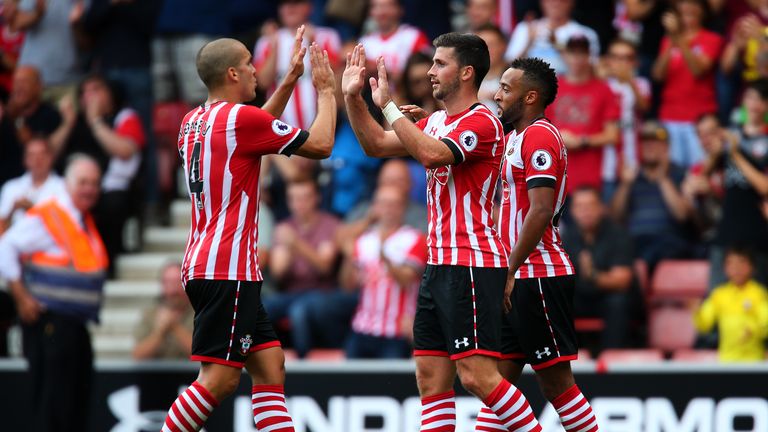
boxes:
[461,103,503,131]
[522,120,563,149]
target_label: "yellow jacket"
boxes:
[694,280,768,362]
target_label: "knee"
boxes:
[199,372,240,401]
[456,362,483,397]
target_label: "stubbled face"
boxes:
[233,45,258,102]
[428,47,462,101]
[494,68,527,125]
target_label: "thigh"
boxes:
[415,354,456,397]
[512,276,578,371]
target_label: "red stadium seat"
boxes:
[597,349,664,365]
[672,349,718,362]
[649,260,709,302]
[575,318,605,332]
[648,306,696,352]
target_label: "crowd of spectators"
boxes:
[1,0,768,360]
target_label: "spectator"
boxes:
[0,0,25,95]
[152,0,231,105]
[708,79,768,287]
[652,0,723,168]
[12,0,81,101]
[464,0,499,32]
[0,137,64,234]
[611,121,693,272]
[504,0,600,75]
[694,246,768,362]
[0,155,105,432]
[264,179,340,358]
[52,74,146,275]
[359,0,431,82]
[476,24,509,109]
[682,113,726,247]
[255,0,341,131]
[563,186,637,350]
[621,0,668,78]
[342,158,428,233]
[546,35,620,195]
[339,185,426,359]
[79,0,161,209]
[0,65,62,186]
[721,12,768,93]
[132,262,193,360]
[603,39,651,185]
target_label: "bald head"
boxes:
[64,154,101,212]
[196,38,250,90]
[10,65,43,108]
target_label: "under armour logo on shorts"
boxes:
[454,337,470,349]
[535,347,551,359]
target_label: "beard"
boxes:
[433,76,460,101]
[499,96,525,125]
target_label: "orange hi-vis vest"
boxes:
[23,199,108,322]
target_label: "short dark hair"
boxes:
[433,32,490,89]
[746,78,768,101]
[725,245,755,266]
[509,57,558,108]
[695,112,720,127]
[608,38,638,53]
[78,73,125,112]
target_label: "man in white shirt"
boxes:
[505,0,599,74]
[0,137,65,234]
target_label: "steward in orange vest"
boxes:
[23,199,108,322]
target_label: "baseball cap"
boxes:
[639,121,669,142]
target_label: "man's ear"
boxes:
[525,90,539,106]
[462,65,474,83]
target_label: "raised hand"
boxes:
[285,25,307,81]
[369,56,392,108]
[309,42,335,93]
[342,44,367,96]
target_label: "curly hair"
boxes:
[509,57,558,108]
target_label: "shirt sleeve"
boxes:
[700,32,724,61]
[0,184,14,219]
[600,82,621,123]
[693,290,719,333]
[0,214,55,281]
[440,109,502,165]
[236,105,309,157]
[520,125,561,189]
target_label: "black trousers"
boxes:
[22,311,93,432]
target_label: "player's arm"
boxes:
[367,55,457,168]
[261,26,307,119]
[342,44,408,158]
[291,43,337,159]
[508,187,555,276]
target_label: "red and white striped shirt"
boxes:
[351,226,427,338]
[360,24,431,76]
[415,103,508,268]
[498,119,574,279]
[178,102,308,283]
[254,26,341,130]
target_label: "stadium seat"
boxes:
[574,318,605,332]
[649,260,709,302]
[648,306,696,352]
[672,349,718,362]
[597,349,664,365]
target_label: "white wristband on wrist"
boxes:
[382,101,405,125]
